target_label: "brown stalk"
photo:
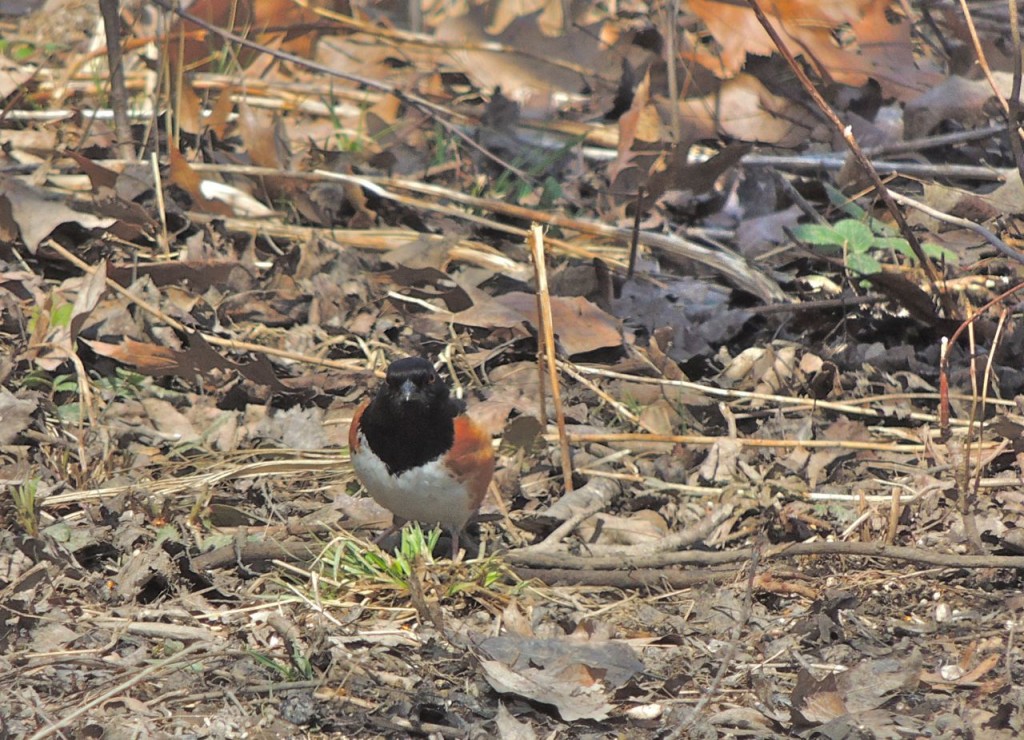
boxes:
[885,488,900,545]
[98,0,134,160]
[956,0,1024,180]
[529,225,574,493]
[1011,0,1024,183]
[939,280,1024,435]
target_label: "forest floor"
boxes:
[3,0,1024,737]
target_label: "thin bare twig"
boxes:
[674,545,759,735]
[530,225,574,493]
[43,240,364,372]
[886,189,1024,266]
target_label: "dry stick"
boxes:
[557,360,644,428]
[571,363,1002,428]
[531,274,549,432]
[863,123,1007,158]
[960,308,1011,553]
[512,567,734,588]
[531,478,620,551]
[744,0,952,317]
[43,240,363,371]
[958,0,1012,121]
[674,546,759,737]
[664,0,682,142]
[97,0,134,161]
[44,455,349,508]
[569,432,926,454]
[310,171,627,268]
[742,154,1005,182]
[885,488,900,545]
[939,280,1024,429]
[1010,0,1024,183]
[150,151,171,255]
[503,539,1024,571]
[28,642,208,740]
[628,186,644,279]
[957,0,1024,176]
[323,172,787,303]
[887,189,1024,267]
[530,225,574,493]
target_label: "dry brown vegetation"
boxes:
[4,0,1024,736]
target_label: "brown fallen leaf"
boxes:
[0,176,116,252]
[471,608,643,722]
[451,292,622,356]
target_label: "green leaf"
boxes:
[924,242,959,264]
[833,220,874,253]
[13,44,37,62]
[792,224,846,247]
[56,402,81,423]
[52,373,78,393]
[539,176,562,208]
[51,302,73,328]
[824,184,867,219]
[847,251,882,275]
[871,236,912,254]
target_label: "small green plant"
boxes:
[430,123,458,168]
[324,524,440,589]
[12,479,40,537]
[93,368,148,401]
[793,218,955,276]
[485,138,580,205]
[316,525,511,598]
[20,370,81,422]
[26,300,73,334]
[247,649,313,681]
[794,185,958,276]
[0,38,66,62]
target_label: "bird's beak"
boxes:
[399,379,417,402]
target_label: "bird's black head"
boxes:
[362,357,462,473]
[380,356,450,415]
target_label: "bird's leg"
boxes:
[449,527,461,562]
[373,517,406,551]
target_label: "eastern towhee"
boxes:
[349,357,495,558]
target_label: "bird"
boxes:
[348,356,495,559]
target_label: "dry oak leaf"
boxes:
[0,176,116,252]
[688,0,940,100]
[452,292,621,356]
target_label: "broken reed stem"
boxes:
[529,224,573,493]
[532,302,549,432]
[151,151,171,255]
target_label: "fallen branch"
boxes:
[504,540,1024,571]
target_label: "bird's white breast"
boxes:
[351,431,474,530]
